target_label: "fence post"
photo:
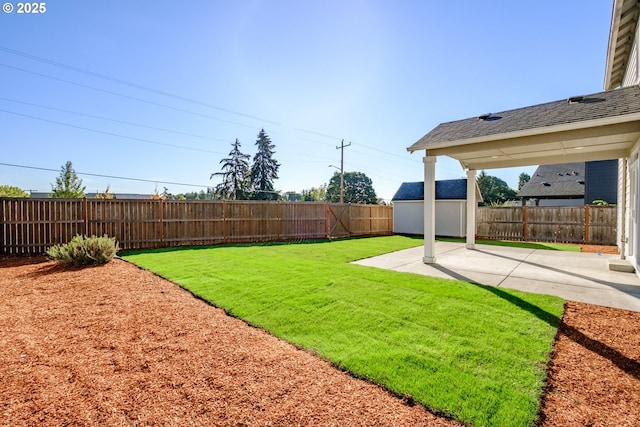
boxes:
[159,198,164,248]
[222,200,227,243]
[325,203,330,239]
[277,201,282,240]
[584,204,590,245]
[82,197,88,237]
[523,206,528,241]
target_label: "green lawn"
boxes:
[437,237,581,252]
[121,236,564,427]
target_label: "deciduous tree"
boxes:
[477,170,517,206]
[326,171,378,204]
[518,172,531,191]
[0,185,29,198]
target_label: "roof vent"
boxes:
[576,179,585,184]
[558,173,564,176]
[478,113,492,121]
[568,96,585,104]
[542,182,551,186]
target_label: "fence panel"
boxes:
[476,205,617,245]
[526,206,585,243]
[0,199,393,254]
[476,207,524,241]
[587,206,617,245]
[0,198,84,254]
[86,199,163,250]
[162,201,225,247]
[280,202,327,240]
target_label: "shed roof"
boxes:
[517,163,585,198]
[392,179,481,201]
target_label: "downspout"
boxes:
[620,157,627,259]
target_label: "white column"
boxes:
[466,169,476,249]
[423,155,437,263]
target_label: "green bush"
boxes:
[47,235,119,266]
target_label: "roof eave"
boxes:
[604,0,625,90]
[407,111,640,153]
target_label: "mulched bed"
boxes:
[1,256,638,426]
[579,244,619,255]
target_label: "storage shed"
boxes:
[391,179,483,237]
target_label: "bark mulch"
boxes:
[579,244,619,255]
[1,256,638,426]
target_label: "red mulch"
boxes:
[579,244,620,255]
[1,256,638,426]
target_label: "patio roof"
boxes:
[407,85,640,170]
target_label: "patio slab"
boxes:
[352,242,640,312]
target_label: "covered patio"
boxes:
[353,241,640,312]
[407,85,640,266]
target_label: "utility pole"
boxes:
[336,139,351,204]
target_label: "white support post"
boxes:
[466,169,476,249]
[423,155,437,263]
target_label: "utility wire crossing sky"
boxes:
[0,1,612,201]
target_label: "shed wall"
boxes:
[393,200,466,237]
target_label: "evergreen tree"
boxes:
[326,171,378,204]
[211,138,251,200]
[250,129,280,200]
[51,161,86,198]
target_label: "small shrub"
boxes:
[47,235,119,266]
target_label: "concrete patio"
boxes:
[353,241,640,312]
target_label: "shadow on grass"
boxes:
[436,237,574,251]
[432,263,640,381]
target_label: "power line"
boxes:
[0,108,228,155]
[0,47,429,176]
[0,46,280,125]
[0,97,230,143]
[0,162,212,188]
[0,63,262,131]
[0,49,402,159]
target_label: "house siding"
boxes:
[622,19,640,87]
[585,160,619,205]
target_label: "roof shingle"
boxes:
[409,85,640,151]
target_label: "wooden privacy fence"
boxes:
[476,205,617,245]
[0,199,393,254]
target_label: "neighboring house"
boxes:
[406,0,640,273]
[517,160,618,206]
[518,163,586,207]
[392,179,483,237]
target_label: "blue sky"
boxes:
[0,0,613,201]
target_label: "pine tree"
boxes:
[51,161,86,198]
[211,138,251,200]
[250,129,280,200]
